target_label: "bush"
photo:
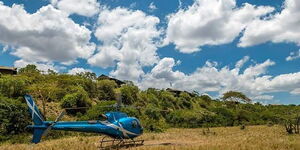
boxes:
[55,75,97,99]
[18,64,40,74]
[166,109,216,128]
[159,91,178,110]
[61,87,91,115]
[140,116,167,132]
[0,95,30,141]
[96,80,117,101]
[120,85,139,105]
[0,75,28,98]
[178,92,193,109]
[83,101,116,120]
[144,104,163,120]
[211,107,235,126]
[120,107,140,118]
[235,109,252,125]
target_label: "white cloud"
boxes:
[148,2,157,12]
[291,88,300,95]
[139,56,300,101]
[0,3,95,65]
[50,0,100,17]
[68,67,92,75]
[165,0,274,53]
[1,45,9,52]
[129,2,137,9]
[139,57,185,89]
[178,0,183,9]
[239,0,300,47]
[87,45,121,68]
[252,95,274,100]
[88,7,162,81]
[110,62,145,82]
[235,56,250,68]
[286,49,300,61]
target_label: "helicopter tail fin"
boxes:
[24,94,44,125]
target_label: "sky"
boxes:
[0,0,299,104]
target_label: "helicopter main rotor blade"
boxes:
[64,107,90,110]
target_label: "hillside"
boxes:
[1,65,300,144]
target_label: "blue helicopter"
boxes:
[24,94,144,149]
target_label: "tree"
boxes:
[83,101,116,120]
[222,91,251,103]
[77,72,97,80]
[47,69,57,75]
[178,92,193,109]
[199,94,212,104]
[0,75,28,98]
[0,95,30,138]
[61,87,92,115]
[18,64,40,74]
[160,91,178,110]
[280,111,300,134]
[120,85,139,105]
[28,83,58,119]
[96,80,117,101]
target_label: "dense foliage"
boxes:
[0,95,30,141]
[0,64,300,142]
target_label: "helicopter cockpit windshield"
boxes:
[99,112,129,122]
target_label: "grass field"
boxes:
[1,125,300,150]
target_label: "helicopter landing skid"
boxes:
[99,136,144,150]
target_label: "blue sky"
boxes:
[0,0,299,104]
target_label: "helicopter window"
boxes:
[132,120,138,128]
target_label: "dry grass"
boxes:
[1,125,300,150]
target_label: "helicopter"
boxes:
[24,94,144,149]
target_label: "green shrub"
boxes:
[61,87,91,115]
[140,116,167,132]
[55,75,97,99]
[235,109,252,125]
[120,107,140,118]
[0,75,28,98]
[96,80,117,101]
[120,85,139,105]
[83,101,116,120]
[18,64,40,74]
[0,95,30,141]
[144,104,163,120]
[211,107,235,126]
[159,91,178,110]
[166,109,216,128]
